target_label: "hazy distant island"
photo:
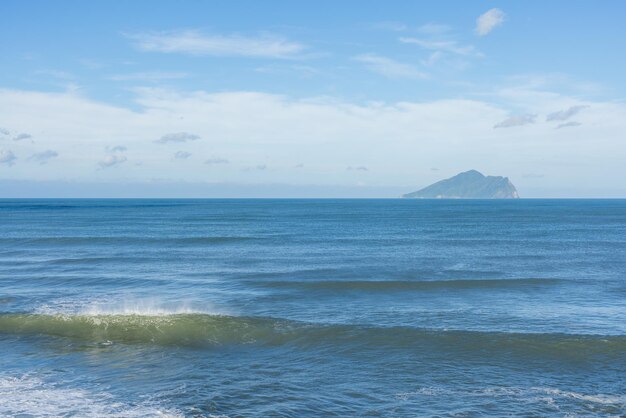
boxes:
[403,170,519,199]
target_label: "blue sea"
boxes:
[0,199,624,417]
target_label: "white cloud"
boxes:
[28,150,58,164]
[0,127,9,136]
[399,37,481,57]
[128,30,304,58]
[1,86,626,196]
[155,132,200,144]
[546,105,589,121]
[493,114,536,128]
[353,54,427,79]
[0,149,17,166]
[476,8,506,36]
[98,154,127,169]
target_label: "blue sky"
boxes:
[1,1,626,197]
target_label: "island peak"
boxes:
[403,170,519,199]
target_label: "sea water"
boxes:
[0,199,624,416]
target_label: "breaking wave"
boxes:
[0,312,624,360]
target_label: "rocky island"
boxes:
[403,170,519,199]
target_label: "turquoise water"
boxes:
[0,199,624,416]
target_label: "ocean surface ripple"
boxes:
[1,199,625,417]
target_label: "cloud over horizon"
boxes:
[1,85,625,196]
[155,132,200,144]
[98,154,127,169]
[28,150,58,164]
[0,149,17,166]
[546,105,589,121]
[13,133,32,142]
[493,114,536,128]
[556,121,582,129]
[204,157,229,165]
[174,151,192,160]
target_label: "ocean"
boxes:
[0,199,624,416]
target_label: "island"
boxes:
[403,170,519,199]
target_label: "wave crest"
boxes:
[1,313,625,360]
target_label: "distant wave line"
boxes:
[248,278,567,291]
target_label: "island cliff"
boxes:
[403,170,519,199]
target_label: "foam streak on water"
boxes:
[0,374,183,418]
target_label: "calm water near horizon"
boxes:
[0,199,625,416]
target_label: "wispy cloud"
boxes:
[347,166,368,171]
[108,72,188,82]
[28,150,58,164]
[174,151,192,160]
[476,8,506,36]
[13,133,32,142]
[354,54,427,79]
[418,23,451,35]
[399,37,480,57]
[0,127,10,136]
[106,145,127,153]
[254,64,320,78]
[79,59,104,70]
[556,121,582,129]
[205,157,229,165]
[546,105,589,121]
[33,69,74,80]
[155,132,200,144]
[98,154,127,169]
[128,30,305,58]
[493,114,536,128]
[0,149,16,166]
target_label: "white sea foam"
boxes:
[394,385,626,409]
[535,387,626,406]
[34,295,227,317]
[0,374,183,418]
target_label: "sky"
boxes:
[1,0,626,197]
